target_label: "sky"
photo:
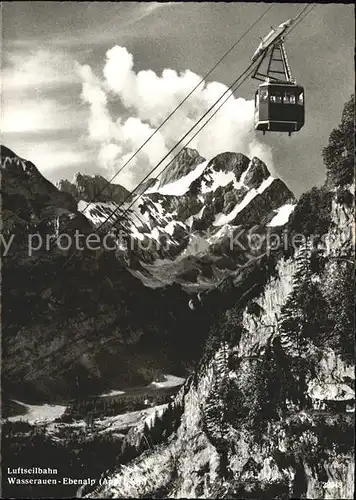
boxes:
[1,1,354,197]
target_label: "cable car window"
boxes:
[260,89,268,101]
[270,95,276,103]
[275,94,282,103]
[298,93,304,104]
[284,94,296,104]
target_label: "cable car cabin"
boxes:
[254,82,305,135]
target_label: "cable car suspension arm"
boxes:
[251,40,293,83]
[279,42,292,81]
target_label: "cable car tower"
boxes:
[251,19,305,136]
[252,39,293,83]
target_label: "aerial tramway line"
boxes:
[6,5,315,339]
[251,18,305,136]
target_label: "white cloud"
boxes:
[78,45,274,189]
[78,64,116,142]
[2,99,84,134]
[98,143,123,171]
[121,117,168,168]
[21,142,89,173]
[3,48,80,92]
[1,47,87,170]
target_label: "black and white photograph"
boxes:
[0,1,354,498]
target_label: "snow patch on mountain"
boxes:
[99,389,126,398]
[8,400,66,425]
[201,160,252,193]
[145,179,161,194]
[201,169,237,193]
[267,203,296,227]
[130,225,145,241]
[149,374,185,389]
[181,234,210,257]
[164,220,185,235]
[195,205,205,219]
[185,205,206,228]
[155,160,209,196]
[78,200,120,225]
[207,224,235,244]
[97,405,169,434]
[213,175,275,226]
[185,215,194,228]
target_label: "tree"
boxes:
[288,186,333,239]
[298,279,331,345]
[324,262,355,363]
[248,343,282,437]
[280,242,331,353]
[160,403,174,436]
[150,412,164,444]
[323,94,355,188]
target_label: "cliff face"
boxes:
[90,194,354,499]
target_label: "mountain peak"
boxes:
[243,156,270,189]
[159,147,206,186]
[58,173,130,204]
[1,145,78,227]
[0,145,18,159]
